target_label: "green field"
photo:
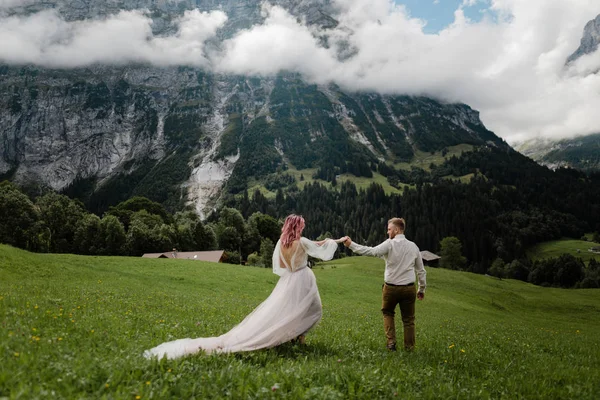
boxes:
[1,244,599,399]
[526,237,600,264]
[392,144,474,172]
[247,144,475,198]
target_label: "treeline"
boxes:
[3,145,600,288]
[488,256,600,289]
[0,181,281,266]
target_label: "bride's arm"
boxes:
[300,237,340,261]
[315,236,348,246]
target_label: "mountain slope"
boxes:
[0,1,507,215]
[566,14,600,64]
[515,134,600,172]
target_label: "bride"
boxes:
[144,214,346,359]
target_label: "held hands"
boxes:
[334,236,349,244]
[417,291,425,301]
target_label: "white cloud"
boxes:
[0,9,227,67]
[215,4,338,79]
[1,0,600,142]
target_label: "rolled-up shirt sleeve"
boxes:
[349,239,392,258]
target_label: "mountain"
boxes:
[0,1,507,216]
[566,14,600,64]
[515,134,600,172]
[516,14,600,172]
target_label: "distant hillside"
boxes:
[515,133,600,172]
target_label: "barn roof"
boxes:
[142,250,225,263]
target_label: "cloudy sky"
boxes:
[1,0,600,143]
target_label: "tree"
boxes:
[74,213,102,255]
[554,254,584,288]
[219,207,246,234]
[317,231,333,241]
[107,196,171,229]
[218,226,242,252]
[593,232,600,244]
[242,222,261,260]
[505,259,530,282]
[129,210,163,230]
[100,215,126,255]
[439,236,467,270]
[488,258,505,278]
[36,192,85,253]
[0,181,40,250]
[224,250,241,265]
[248,212,281,244]
[247,252,262,267]
[260,238,275,269]
[125,218,152,256]
[194,221,217,251]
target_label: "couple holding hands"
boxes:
[145,214,427,359]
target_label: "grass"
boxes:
[526,237,600,265]
[1,244,599,399]
[251,167,405,198]
[392,144,474,172]
[247,144,474,198]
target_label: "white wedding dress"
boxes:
[144,237,339,359]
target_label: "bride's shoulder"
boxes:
[299,237,311,245]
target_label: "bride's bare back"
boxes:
[279,240,302,270]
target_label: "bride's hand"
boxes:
[334,236,349,244]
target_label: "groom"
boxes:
[344,218,426,351]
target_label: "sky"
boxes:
[396,0,492,34]
[1,0,600,143]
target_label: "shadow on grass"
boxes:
[231,341,339,366]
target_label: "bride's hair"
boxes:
[281,214,305,248]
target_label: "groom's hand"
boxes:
[343,237,352,247]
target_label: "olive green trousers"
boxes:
[381,283,416,350]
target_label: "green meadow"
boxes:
[526,237,600,265]
[1,244,599,399]
[247,144,476,198]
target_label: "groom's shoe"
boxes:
[387,343,397,352]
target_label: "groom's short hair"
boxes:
[388,218,406,232]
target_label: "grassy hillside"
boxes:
[526,237,600,265]
[248,144,475,198]
[1,244,599,399]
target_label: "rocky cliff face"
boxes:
[2,0,337,33]
[567,14,600,64]
[0,1,504,216]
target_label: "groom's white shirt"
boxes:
[349,234,427,292]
